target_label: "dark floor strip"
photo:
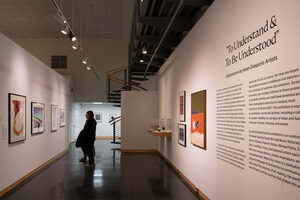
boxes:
[3,140,199,200]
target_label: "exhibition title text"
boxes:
[225,15,279,67]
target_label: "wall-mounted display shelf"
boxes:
[148,129,172,138]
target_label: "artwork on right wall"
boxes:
[179,91,186,122]
[178,123,186,147]
[191,90,207,149]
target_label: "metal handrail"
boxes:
[106,66,147,91]
[108,116,121,123]
[110,119,121,125]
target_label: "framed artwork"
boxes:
[179,91,186,122]
[191,90,207,149]
[51,104,58,132]
[60,109,66,127]
[95,112,102,123]
[178,124,186,147]
[31,102,45,134]
[9,93,26,144]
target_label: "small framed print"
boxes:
[31,102,45,134]
[179,91,186,122]
[95,112,102,123]
[51,104,58,132]
[60,109,66,127]
[9,93,26,144]
[178,124,186,147]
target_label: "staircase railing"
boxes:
[106,66,147,103]
[109,116,121,144]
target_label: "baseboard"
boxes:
[73,136,120,143]
[121,149,157,153]
[0,148,69,199]
[96,136,120,140]
[157,151,209,200]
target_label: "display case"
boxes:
[148,118,172,137]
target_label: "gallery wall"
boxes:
[12,39,158,102]
[121,91,157,150]
[157,0,300,200]
[0,33,72,192]
[12,38,128,102]
[70,103,121,142]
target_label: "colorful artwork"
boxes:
[191,90,207,149]
[51,105,58,131]
[9,93,26,144]
[31,102,45,134]
[95,112,102,123]
[179,91,186,122]
[60,109,66,127]
[178,124,186,147]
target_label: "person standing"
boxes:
[78,110,97,167]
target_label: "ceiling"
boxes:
[107,0,214,103]
[0,0,134,39]
[128,0,214,79]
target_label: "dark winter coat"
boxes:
[75,118,97,148]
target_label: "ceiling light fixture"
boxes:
[142,47,147,54]
[61,27,69,35]
[72,42,79,50]
[54,12,66,25]
[51,0,100,80]
[82,57,88,64]
[92,102,103,105]
[140,59,144,63]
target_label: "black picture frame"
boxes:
[31,102,45,135]
[179,91,186,122]
[51,104,58,132]
[178,123,186,147]
[8,93,26,144]
[60,109,66,127]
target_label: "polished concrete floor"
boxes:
[4,140,199,200]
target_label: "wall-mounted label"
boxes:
[2,124,8,140]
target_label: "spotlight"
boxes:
[140,59,144,63]
[87,64,92,70]
[54,12,66,25]
[82,57,88,64]
[68,32,76,42]
[72,42,79,50]
[61,27,69,35]
[142,47,147,54]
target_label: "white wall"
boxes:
[70,103,121,141]
[0,33,71,192]
[121,91,157,150]
[12,38,129,102]
[81,104,121,137]
[157,1,300,200]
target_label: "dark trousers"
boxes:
[81,145,88,158]
[86,142,95,165]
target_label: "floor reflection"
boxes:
[4,140,198,200]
